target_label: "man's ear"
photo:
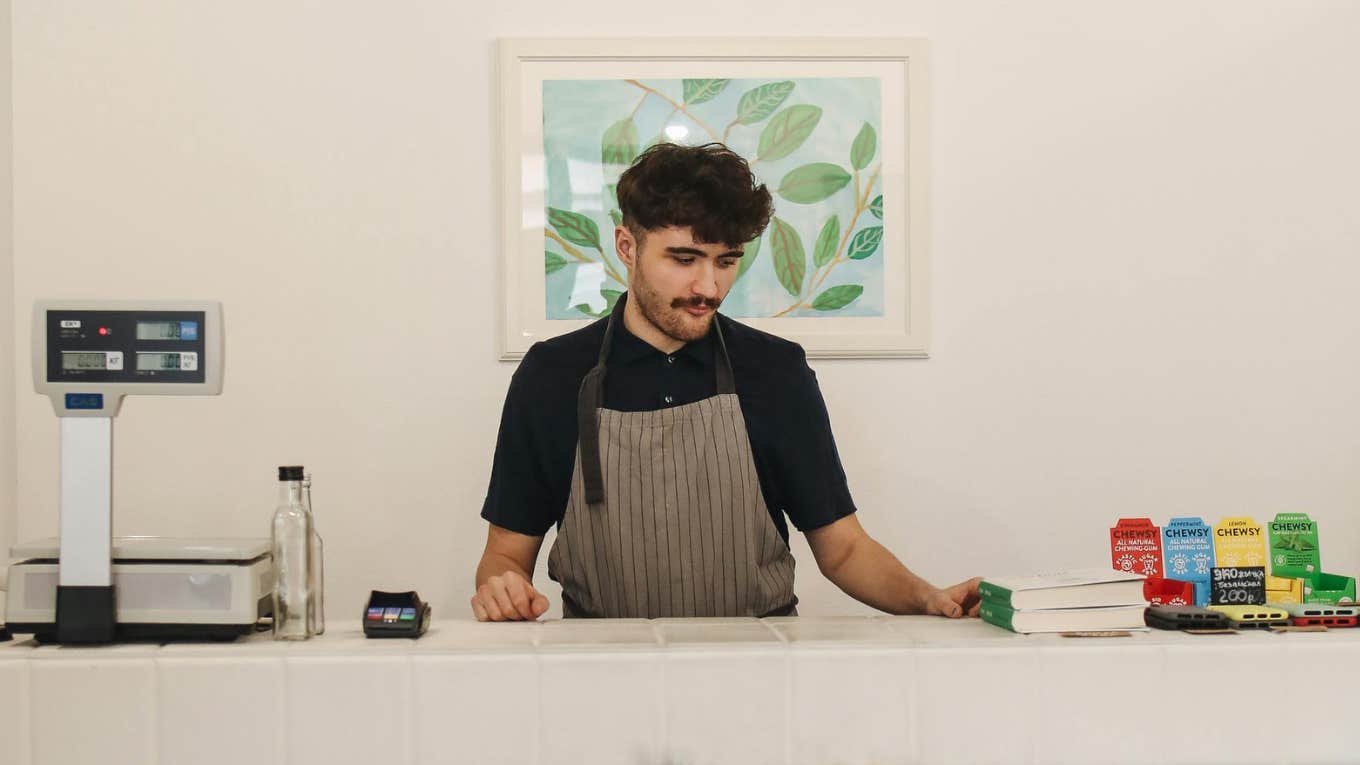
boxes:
[615,226,637,269]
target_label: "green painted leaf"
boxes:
[813,216,840,268]
[812,284,864,311]
[777,163,852,204]
[768,217,806,298]
[735,81,795,125]
[683,79,730,105]
[547,207,601,251]
[545,251,569,275]
[756,105,822,162]
[609,209,623,227]
[736,232,761,282]
[870,195,883,220]
[602,118,639,166]
[847,226,883,260]
[850,123,877,170]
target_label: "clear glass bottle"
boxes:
[303,472,325,635]
[271,465,313,640]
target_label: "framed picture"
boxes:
[498,37,930,359]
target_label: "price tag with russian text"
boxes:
[1211,566,1266,605]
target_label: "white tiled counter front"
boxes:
[3,616,1359,765]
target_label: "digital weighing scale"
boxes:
[4,300,273,643]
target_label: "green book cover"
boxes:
[976,581,1015,606]
[978,599,1017,632]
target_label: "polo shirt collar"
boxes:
[610,312,716,368]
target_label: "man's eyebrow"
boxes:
[665,246,744,258]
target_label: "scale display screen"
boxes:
[61,352,108,371]
[136,352,186,371]
[136,321,198,341]
[43,305,212,389]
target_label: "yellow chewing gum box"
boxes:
[1265,576,1304,604]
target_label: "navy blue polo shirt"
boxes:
[480,307,858,544]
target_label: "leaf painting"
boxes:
[542,76,885,319]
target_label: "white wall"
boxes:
[9,1,1360,624]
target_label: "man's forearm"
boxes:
[820,534,938,614]
[476,551,533,588]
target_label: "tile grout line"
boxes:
[783,642,793,765]
[1028,647,1040,765]
[1156,645,1169,765]
[279,655,290,765]
[23,658,33,765]
[533,651,544,765]
[404,655,415,765]
[150,657,162,765]
[651,623,666,764]
[657,645,668,765]
[907,647,921,765]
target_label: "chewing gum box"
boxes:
[1268,513,1320,586]
[1265,575,1303,604]
[1162,517,1214,606]
[1213,516,1265,568]
[1306,572,1357,605]
[1110,518,1163,576]
[1144,576,1196,606]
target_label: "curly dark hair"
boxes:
[616,142,774,247]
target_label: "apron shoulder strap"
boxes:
[712,316,736,395]
[578,293,624,506]
[577,365,607,505]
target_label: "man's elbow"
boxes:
[810,528,861,580]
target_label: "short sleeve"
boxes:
[479,344,569,537]
[762,347,858,532]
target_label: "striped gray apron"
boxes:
[547,295,798,618]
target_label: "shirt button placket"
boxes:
[662,355,676,406]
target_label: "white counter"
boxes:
[1,615,1356,765]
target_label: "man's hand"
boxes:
[473,524,548,621]
[923,576,983,618]
[471,569,549,621]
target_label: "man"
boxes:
[474,142,980,621]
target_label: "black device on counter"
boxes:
[363,590,431,638]
[1144,605,1233,630]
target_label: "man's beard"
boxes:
[632,263,721,343]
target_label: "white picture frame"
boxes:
[498,37,931,359]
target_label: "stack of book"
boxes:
[977,569,1147,633]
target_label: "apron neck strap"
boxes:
[712,316,735,395]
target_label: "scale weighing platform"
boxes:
[4,300,273,643]
[6,537,272,642]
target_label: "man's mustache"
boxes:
[671,296,722,309]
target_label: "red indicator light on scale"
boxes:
[98,327,109,336]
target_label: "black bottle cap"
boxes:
[278,466,305,481]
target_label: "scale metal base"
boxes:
[5,537,273,643]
